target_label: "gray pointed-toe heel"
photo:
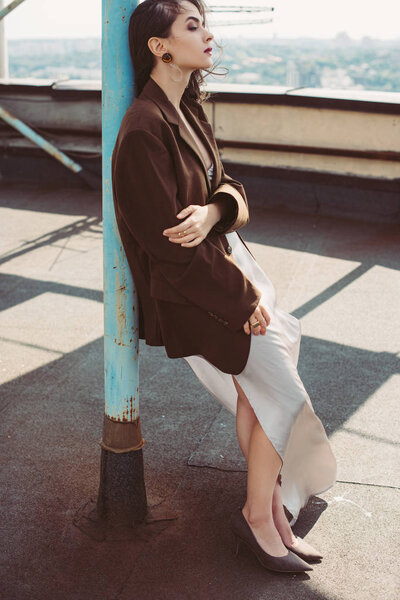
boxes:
[229,507,313,573]
[284,536,323,562]
[275,472,322,562]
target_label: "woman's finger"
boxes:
[167,230,194,243]
[242,303,271,336]
[243,308,262,335]
[181,235,203,247]
[260,305,271,326]
[248,315,261,336]
[163,221,193,237]
[175,204,196,219]
[249,306,270,336]
[256,311,267,335]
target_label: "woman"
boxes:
[112,0,337,574]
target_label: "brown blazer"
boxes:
[111,76,262,374]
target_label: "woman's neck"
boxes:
[149,72,191,112]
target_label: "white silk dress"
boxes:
[183,162,337,525]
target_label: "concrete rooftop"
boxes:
[0,181,399,599]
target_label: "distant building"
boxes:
[286,59,300,87]
[320,67,360,89]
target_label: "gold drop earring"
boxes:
[162,52,183,83]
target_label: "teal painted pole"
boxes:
[0,104,83,172]
[101,0,142,424]
[96,0,147,529]
[0,105,99,188]
[0,0,27,21]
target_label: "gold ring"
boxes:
[251,321,261,328]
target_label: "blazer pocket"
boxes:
[150,276,191,305]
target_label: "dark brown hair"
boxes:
[128,0,226,104]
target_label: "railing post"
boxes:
[96,0,147,529]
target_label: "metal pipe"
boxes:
[100,0,143,444]
[0,0,27,22]
[96,0,147,529]
[0,104,83,172]
[0,104,100,188]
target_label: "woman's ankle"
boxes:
[243,508,275,528]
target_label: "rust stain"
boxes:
[113,338,131,347]
[115,261,127,342]
[121,396,138,421]
[109,413,139,423]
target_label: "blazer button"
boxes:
[226,245,232,255]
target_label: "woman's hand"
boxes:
[162,203,221,247]
[243,303,271,335]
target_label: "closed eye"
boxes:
[187,17,205,30]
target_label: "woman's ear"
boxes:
[147,37,167,58]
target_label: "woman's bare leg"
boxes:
[232,376,291,556]
[235,375,258,458]
[233,375,296,547]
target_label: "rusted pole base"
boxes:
[96,446,148,527]
[74,448,180,542]
[73,416,180,541]
[92,415,148,528]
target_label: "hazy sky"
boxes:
[5,0,400,41]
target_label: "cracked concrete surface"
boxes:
[1,182,399,600]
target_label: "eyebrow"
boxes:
[185,16,205,26]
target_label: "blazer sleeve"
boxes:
[194,99,250,236]
[113,128,262,332]
[207,161,250,236]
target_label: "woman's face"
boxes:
[166,1,214,71]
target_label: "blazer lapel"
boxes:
[138,77,218,194]
[180,99,219,190]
